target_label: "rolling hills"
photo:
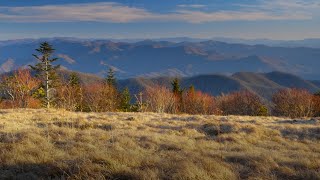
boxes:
[116,71,320,100]
[53,70,320,100]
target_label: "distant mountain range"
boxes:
[0,37,320,80]
[144,37,320,48]
[2,37,320,47]
[211,38,320,48]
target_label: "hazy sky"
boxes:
[0,0,320,40]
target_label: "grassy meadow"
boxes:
[0,109,319,179]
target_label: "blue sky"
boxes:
[0,0,319,40]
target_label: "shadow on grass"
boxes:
[0,163,140,180]
[275,119,319,125]
[0,163,66,179]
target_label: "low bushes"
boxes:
[182,88,218,115]
[1,69,320,118]
[144,85,178,113]
[272,88,315,118]
[216,90,268,116]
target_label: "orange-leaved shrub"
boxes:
[182,87,217,115]
[0,69,41,108]
[272,88,315,118]
[82,83,119,112]
[217,90,268,116]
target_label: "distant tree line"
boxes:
[0,42,320,118]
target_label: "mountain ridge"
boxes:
[115,71,320,100]
[1,38,320,79]
[2,37,320,48]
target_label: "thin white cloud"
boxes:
[177,4,207,9]
[0,1,318,23]
[236,0,320,13]
[169,10,309,23]
[57,54,76,64]
[0,2,153,23]
[261,0,320,10]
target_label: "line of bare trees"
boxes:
[1,66,320,118]
[143,82,320,118]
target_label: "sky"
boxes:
[0,0,320,40]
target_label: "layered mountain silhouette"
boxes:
[58,69,319,100]
[0,38,320,80]
[116,71,320,100]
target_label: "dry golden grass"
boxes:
[0,109,319,179]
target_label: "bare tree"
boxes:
[0,69,40,108]
[145,85,178,113]
[272,88,315,118]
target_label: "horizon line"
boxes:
[1,36,320,42]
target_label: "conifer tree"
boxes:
[171,78,182,96]
[120,87,131,112]
[106,68,116,87]
[30,42,60,108]
[69,72,81,86]
[171,78,183,112]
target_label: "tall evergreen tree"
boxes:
[106,68,116,87]
[171,78,183,112]
[171,78,182,96]
[30,42,60,108]
[120,87,131,112]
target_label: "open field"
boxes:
[0,109,319,179]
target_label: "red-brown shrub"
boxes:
[82,83,119,112]
[0,69,41,108]
[25,97,42,109]
[182,89,217,115]
[217,90,268,116]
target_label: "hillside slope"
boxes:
[0,109,319,179]
[117,72,320,100]
[47,70,320,100]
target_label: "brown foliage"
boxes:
[272,88,315,118]
[0,69,41,108]
[217,90,268,116]
[182,89,217,115]
[82,83,119,112]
